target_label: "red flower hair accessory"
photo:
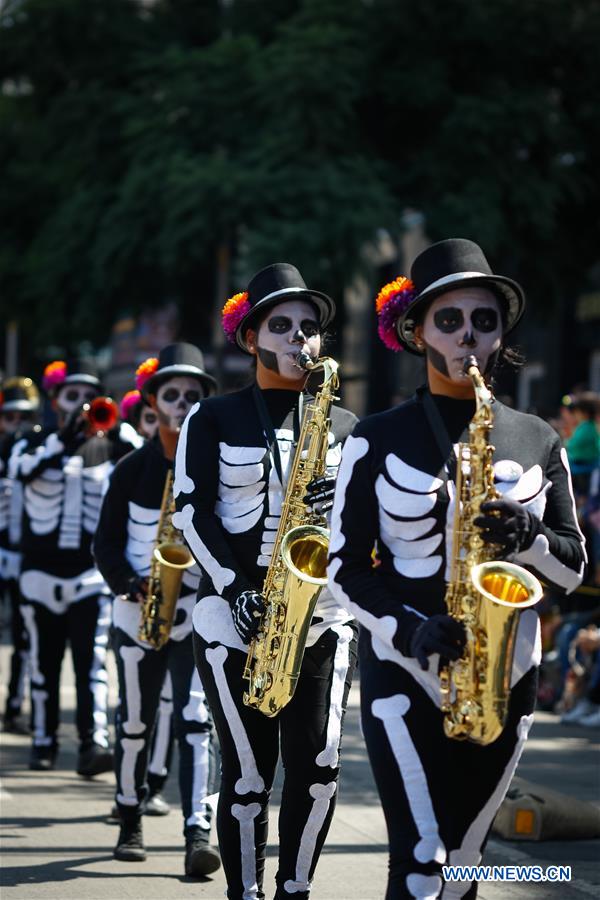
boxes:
[135,357,159,391]
[375,276,416,351]
[42,360,67,392]
[222,291,250,344]
[120,389,142,419]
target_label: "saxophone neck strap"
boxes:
[417,385,455,466]
[252,386,304,487]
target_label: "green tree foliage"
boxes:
[0,0,598,349]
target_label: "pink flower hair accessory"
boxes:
[375,277,416,351]
[42,360,67,392]
[120,389,142,420]
[135,358,159,391]
[222,292,251,344]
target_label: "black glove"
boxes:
[58,407,87,446]
[408,614,466,670]
[303,476,336,514]
[474,497,537,555]
[125,575,148,604]
[231,590,265,643]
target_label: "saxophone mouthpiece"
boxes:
[463,355,479,375]
[295,351,317,371]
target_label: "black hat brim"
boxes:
[62,374,102,388]
[235,287,336,352]
[397,273,525,354]
[141,365,218,399]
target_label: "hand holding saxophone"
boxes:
[303,475,336,513]
[408,615,466,670]
[474,497,537,554]
[231,590,265,643]
[125,575,149,604]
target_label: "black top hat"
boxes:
[42,357,103,394]
[224,263,336,352]
[0,377,40,412]
[139,343,217,399]
[397,239,525,354]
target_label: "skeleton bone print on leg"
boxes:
[315,624,354,768]
[205,645,265,795]
[185,731,212,829]
[284,781,337,895]
[231,802,262,900]
[372,694,446,865]
[442,715,534,900]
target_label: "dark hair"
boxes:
[570,392,600,420]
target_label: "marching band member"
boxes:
[94,343,221,876]
[174,264,358,900]
[0,377,40,733]
[9,359,137,774]
[328,239,587,899]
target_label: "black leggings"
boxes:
[113,628,216,834]
[360,636,538,900]
[3,577,29,718]
[194,623,357,900]
[21,594,111,749]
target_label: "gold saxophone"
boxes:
[243,355,340,717]
[138,469,194,650]
[439,355,543,745]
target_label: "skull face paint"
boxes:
[155,376,204,432]
[138,406,159,440]
[420,288,503,382]
[254,299,321,379]
[55,383,99,416]
[1,410,33,435]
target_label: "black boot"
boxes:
[184,826,221,877]
[29,742,57,771]
[114,808,146,862]
[77,742,113,777]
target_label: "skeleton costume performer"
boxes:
[94,344,221,876]
[328,240,587,900]
[117,387,172,818]
[9,359,139,774]
[175,264,359,900]
[0,377,41,732]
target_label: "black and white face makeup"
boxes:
[138,406,158,440]
[253,299,321,379]
[155,376,203,432]
[421,287,503,382]
[55,383,99,417]
[1,410,32,435]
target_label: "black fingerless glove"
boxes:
[474,497,539,555]
[124,575,148,603]
[303,476,336,514]
[58,408,86,446]
[408,614,466,670]
[231,590,265,643]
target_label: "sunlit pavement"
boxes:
[1,639,598,900]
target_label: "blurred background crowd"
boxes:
[1,0,600,731]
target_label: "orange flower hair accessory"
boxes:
[375,276,416,351]
[135,357,159,391]
[42,360,67,392]
[222,291,251,343]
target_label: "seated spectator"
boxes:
[560,624,600,727]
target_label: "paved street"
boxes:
[1,641,599,900]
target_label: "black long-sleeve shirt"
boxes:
[10,424,139,576]
[94,436,202,642]
[328,389,586,695]
[174,384,358,644]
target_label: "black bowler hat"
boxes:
[42,357,103,394]
[0,377,40,413]
[136,343,217,399]
[222,263,336,353]
[377,239,526,355]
